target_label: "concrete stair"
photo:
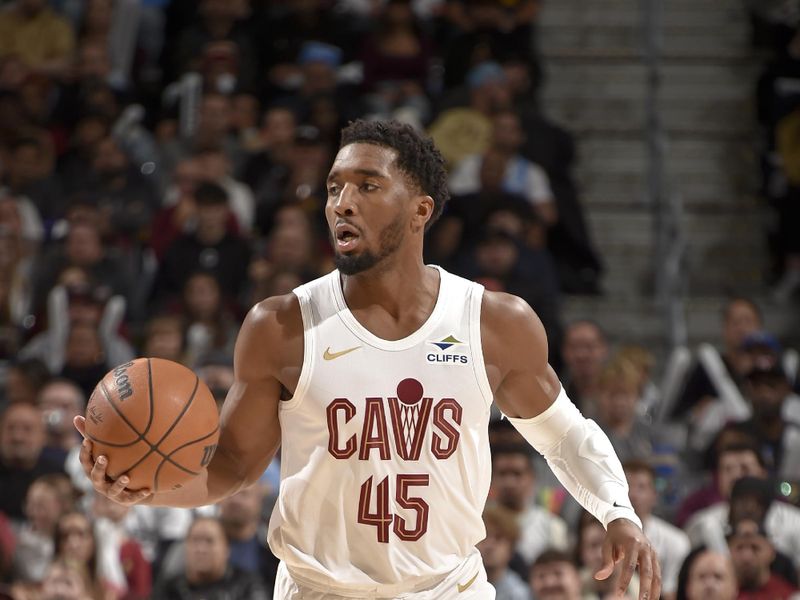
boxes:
[537,0,799,350]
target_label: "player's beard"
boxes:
[334,215,405,275]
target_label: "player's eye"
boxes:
[361,183,378,192]
[327,184,340,196]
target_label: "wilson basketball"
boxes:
[84,358,220,492]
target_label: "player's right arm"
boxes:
[74,294,303,507]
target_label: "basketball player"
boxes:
[75,120,661,599]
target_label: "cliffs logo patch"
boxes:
[427,335,469,365]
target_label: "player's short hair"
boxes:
[531,549,577,574]
[482,503,521,545]
[339,120,449,230]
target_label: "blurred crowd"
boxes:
[0,0,798,599]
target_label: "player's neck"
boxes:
[341,256,439,328]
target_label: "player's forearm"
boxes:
[505,387,642,529]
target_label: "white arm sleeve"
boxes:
[505,386,643,530]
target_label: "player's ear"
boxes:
[411,195,434,233]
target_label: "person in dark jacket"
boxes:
[152,516,269,600]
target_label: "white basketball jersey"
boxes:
[267,266,494,595]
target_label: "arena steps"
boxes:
[537,0,798,350]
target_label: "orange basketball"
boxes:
[84,358,220,493]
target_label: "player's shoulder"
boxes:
[480,290,547,359]
[244,293,302,337]
[481,290,541,330]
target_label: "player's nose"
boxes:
[332,182,357,216]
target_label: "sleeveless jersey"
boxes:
[267,266,494,595]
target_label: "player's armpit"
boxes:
[480,290,560,419]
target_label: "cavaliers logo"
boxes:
[326,378,462,462]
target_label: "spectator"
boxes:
[1,357,50,406]
[152,517,269,600]
[514,101,604,295]
[169,0,257,88]
[0,402,64,522]
[38,558,96,600]
[54,510,121,599]
[150,157,207,260]
[490,443,568,567]
[478,504,530,600]
[140,314,188,366]
[528,549,583,600]
[449,109,557,226]
[30,220,132,314]
[160,93,243,175]
[0,136,60,223]
[12,475,68,583]
[0,0,76,78]
[732,364,800,480]
[677,548,738,600]
[58,112,111,195]
[179,271,239,367]
[36,378,84,462]
[218,484,278,592]
[726,517,797,600]
[155,181,251,307]
[91,494,152,600]
[122,504,195,578]
[675,426,760,528]
[674,299,764,451]
[624,460,690,600]
[81,136,160,244]
[193,146,255,235]
[441,0,536,91]
[429,61,511,167]
[559,320,609,412]
[238,105,296,203]
[457,225,561,355]
[593,357,660,463]
[359,0,434,126]
[20,282,134,394]
[686,447,800,563]
[428,152,535,268]
[278,41,362,129]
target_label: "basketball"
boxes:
[84,358,220,492]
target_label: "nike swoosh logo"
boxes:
[323,346,362,361]
[613,501,632,509]
[457,571,479,593]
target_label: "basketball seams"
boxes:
[143,358,155,436]
[101,369,203,484]
[99,380,146,442]
[151,425,220,491]
[150,373,200,491]
[89,360,219,490]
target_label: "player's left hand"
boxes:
[595,518,661,600]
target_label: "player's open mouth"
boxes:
[335,223,361,252]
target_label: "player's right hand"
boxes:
[73,416,153,506]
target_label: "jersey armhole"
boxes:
[280,288,315,412]
[469,284,494,412]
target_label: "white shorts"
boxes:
[272,551,496,600]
